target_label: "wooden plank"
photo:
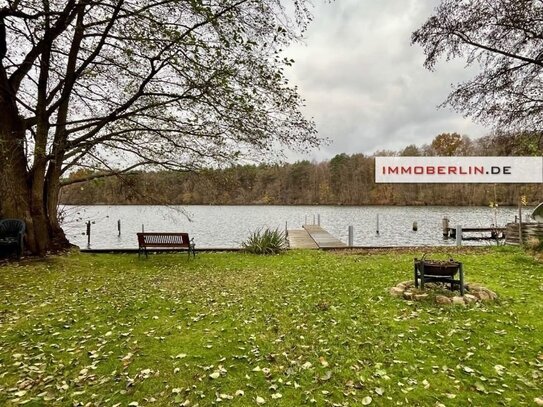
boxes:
[303,225,346,248]
[448,227,505,233]
[505,222,543,245]
[287,229,318,249]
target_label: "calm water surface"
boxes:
[61,205,525,249]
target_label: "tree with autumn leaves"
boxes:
[0,0,319,254]
[413,0,543,138]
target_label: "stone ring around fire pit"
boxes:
[389,281,498,306]
[414,255,464,295]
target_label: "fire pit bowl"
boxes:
[414,255,464,295]
[414,259,461,277]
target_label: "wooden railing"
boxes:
[505,222,543,245]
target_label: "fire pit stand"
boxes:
[414,255,464,295]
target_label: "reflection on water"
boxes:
[61,205,525,249]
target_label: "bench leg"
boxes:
[139,247,148,258]
[190,243,196,258]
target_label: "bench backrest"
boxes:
[0,219,25,238]
[137,232,191,248]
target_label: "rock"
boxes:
[399,281,414,289]
[466,283,497,301]
[452,296,466,306]
[435,295,452,305]
[389,287,404,297]
[414,293,429,301]
[463,294,478,304]
[486,289,498,300]
[403,291,414,300]
[467,283,482,291]
[473,290,491,301]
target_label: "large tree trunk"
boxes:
[45,157,71,250]
[0,71,68,256]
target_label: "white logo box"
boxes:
[375,156,543,183]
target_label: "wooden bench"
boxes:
[137,232,195,258]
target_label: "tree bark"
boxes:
[0,69,68,256]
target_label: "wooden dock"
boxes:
[445,227,505,240]
[288,225,346,249]
[286,228,318,249]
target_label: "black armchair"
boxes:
[0,219,26,259]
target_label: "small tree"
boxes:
[0,0,320,254]
[412,0,543,131]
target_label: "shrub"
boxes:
[242,228,287,255]
[525,236,542,251]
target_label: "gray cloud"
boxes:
[285,0,489,161]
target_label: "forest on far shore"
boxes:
[60,132,543,207]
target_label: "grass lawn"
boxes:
[0,247,542,406]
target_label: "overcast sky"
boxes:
[285,0,490,161]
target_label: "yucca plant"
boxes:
[242,228,287,255]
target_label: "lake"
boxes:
[61,205,527,249]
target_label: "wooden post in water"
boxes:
[456,224,462,246]
[442,217,449,237]
[305,215,307,225]
[313,214,316,225]
[412,221,418,232]
[348,226,354,247]
[117,219,121,237]
[317,214,321,226]
[142,224,145,233]
[86,221,91,247]
[285,221,288,237]
[376,214,380,235]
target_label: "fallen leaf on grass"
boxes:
[320,370,332,381]
[494,365,506,375]
[474,382,487,393]
[319,356,329,367]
